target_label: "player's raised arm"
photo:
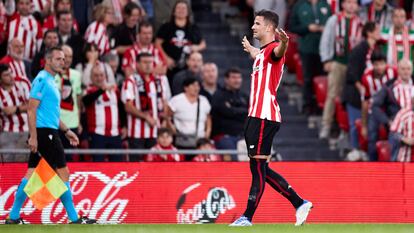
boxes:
[273,28,289,58]
[242,36,260,59]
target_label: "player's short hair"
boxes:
[45,46,63,59]
[182,77,199,88]
[362,22,377,38]
[136,52,154,62]
[370,51,386,63]
[0,63,9,76]
[225,67,241,78]
[255,10,279,28]
[157,128,173,137]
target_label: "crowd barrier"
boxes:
[1,162,414,224]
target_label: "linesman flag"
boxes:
[23,157,68,210]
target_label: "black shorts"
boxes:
[244,117,281,157]
[28,128,67,169]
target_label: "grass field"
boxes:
[1,224,414,233]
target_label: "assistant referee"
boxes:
[6,47,96,224]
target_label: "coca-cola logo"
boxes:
[176,183,236,224]
[0,171,139,224]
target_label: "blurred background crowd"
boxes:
[1,0,414,163]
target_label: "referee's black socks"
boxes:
[243,158,304,221]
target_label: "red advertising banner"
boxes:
[1,162,414,224]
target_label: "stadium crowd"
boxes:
[1,0,414,162]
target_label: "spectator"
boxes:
[105,0,144,26]
[121,53,159,161]
[289,0,332,115]
[369,58,414,161]
[360,0,393,30]
[84,2,114,56]
[82,62,124,162]
[7,0,43,61]
[155,0,206,79]
[319,0,363,139]
[55,45,82,153]
[42,0,79,33]
[76,43,116,86]
[192,138,222,162]
[379,8,414,67]
[390,97,414,162]
[342,23,382,159]
[211,67,248,160]
[145,127,184,162]
[200,62,219,103]
[0,64,29,162]
[122,21,167,78]
[31,29,60,78]
[171,51,203,95]
[167,77,212,149]
[0,38,29,80]
[56,10,84,67]
[112,2,142,56]
[0,1,9,57]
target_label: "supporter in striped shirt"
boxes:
[145,128,184,162]
[0,64,30,162]
[42,0,79,33]
[390,98,414,162]
[0,38,29,80]
[360,52,397,137]
[122,21,166,78]
[82,62,125,162]
[84,2,114,56]
[122,52,159,161]
[7,0,43,61]
[378,8,414,67]
[370,59,414,161]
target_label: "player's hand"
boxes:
[28,136,38,153]
[65,130,79,147]
[242,36,253,53]
[276,28,289,43]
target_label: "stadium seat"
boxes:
[334,97,349,132]
[285,32,298,73]
[376,140,391,161]
[313,76,328,109]
[294,53,304,86]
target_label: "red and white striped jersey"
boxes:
[392,79,414,109]
[248,41,284,122]
[145,144,184,162]
[0,84,28,132]
[0,55,27,79]
[122,43,165,72]
[390,108,414,162]
[7,14,42,60]
[42,14,79,33]
[84,21,110,56]
[15,77,31,102]
[361,66,397,100]
[85,86,120,137]
[0,2,7,43]
[121,73,158,139]
[327,0,339,14]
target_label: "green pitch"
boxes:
[1,224,414,233]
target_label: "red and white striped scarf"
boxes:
[387,26,411,66]
[335,12,362,56]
